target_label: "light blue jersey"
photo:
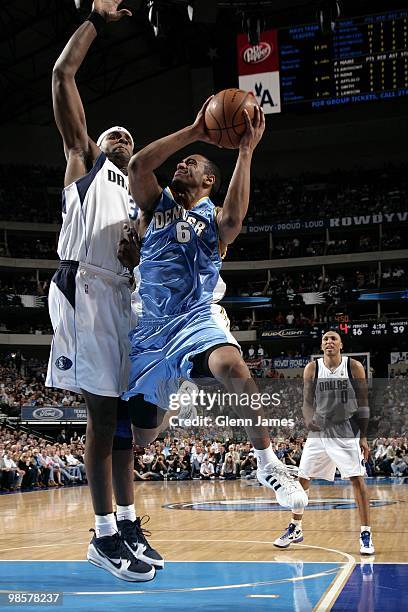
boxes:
[123,187,240,409]
[138,187,222,319]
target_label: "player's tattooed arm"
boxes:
[217,106,265,245]
[302,361,320,431]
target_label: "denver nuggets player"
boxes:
[45,0,161,581]
[121,98,308,511]
[273,330,375,555]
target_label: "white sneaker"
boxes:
[257,462,308,510]
[176,380,199,420]
[360,530,375,555]
[273,523,304,548]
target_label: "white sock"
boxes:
[292,518,302,528]
[361,525,371,533]
[254,444,281,470]
[95,513,118,538]
[116,504,136,523]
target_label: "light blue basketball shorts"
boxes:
[122,304,239,410]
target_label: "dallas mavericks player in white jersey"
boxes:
[273,331,375,555]
[120,95,308,513]
[44,0,161,581]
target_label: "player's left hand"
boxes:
[117,224,140,271]
[359,436,370,462]
[239,106,265,152]
[92,0,132,22]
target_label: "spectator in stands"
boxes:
[220,455,236,480]
[200,457,215,480]
[240,452,257,479]
[391,449,407,476]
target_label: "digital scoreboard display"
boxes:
[279,9,408,110]
[339,320,408,336]
[261,320,408,339]
[237,8,408,113]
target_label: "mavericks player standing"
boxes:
[274,331,375,555]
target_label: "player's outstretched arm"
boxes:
[52,1,131,186]
[217,106,265,245]
[128,97,214,212]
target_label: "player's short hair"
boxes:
[321,328,345,346]
[202,158,221,196]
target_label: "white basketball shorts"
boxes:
[298,434,366,481]
[46,261,132,397]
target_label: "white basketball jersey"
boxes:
[57,152,132,274]
[314,356,358,425]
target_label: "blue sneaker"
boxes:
[273,523,304,549]
[360,530,375,555]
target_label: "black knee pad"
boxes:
[128,394,163,429]
[113,399,132,449]
[112,435,133,450]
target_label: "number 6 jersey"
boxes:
[137,187,224,319]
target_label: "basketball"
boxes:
[204,88,258,149]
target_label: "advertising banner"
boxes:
[21,405,87,422]
[237,29,281,114]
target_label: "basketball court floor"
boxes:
[0,478,407,610]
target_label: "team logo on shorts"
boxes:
[55,356,73,371]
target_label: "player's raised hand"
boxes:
[239,106,265,152]
[92,0,132,22]
[191,96,215,144]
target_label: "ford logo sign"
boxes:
[242,42,271,64]
[32,407,64,420]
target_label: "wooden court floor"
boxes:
[0,478,407,564]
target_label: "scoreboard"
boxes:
[261,320,408,340]
[339,320,408,337]
[279,9,408,110]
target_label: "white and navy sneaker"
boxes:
[118,516,164,569]
[360,530,375,555]
[87,530,155,581]
[274,523,304,548]
[176,380,199,420]
[257,462,308,510]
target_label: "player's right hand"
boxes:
[92,0,132,22]
[117,224,140,271]
[305,418,321,432]
[239,106,265,152]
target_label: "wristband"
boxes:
[86,11,106,36]
[357,406,370,417]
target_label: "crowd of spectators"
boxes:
[0,164,63,223]
[0,360,83,412]
[0,424,86,491]
[245,165,408,223]
[2,420,407,493]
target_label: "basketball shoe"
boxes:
[257,462,308,510]
[273,523,304,548]
[175,380,198,420]
[117,516,165,569]
[87,530,156,581]
[360,530,375,555]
